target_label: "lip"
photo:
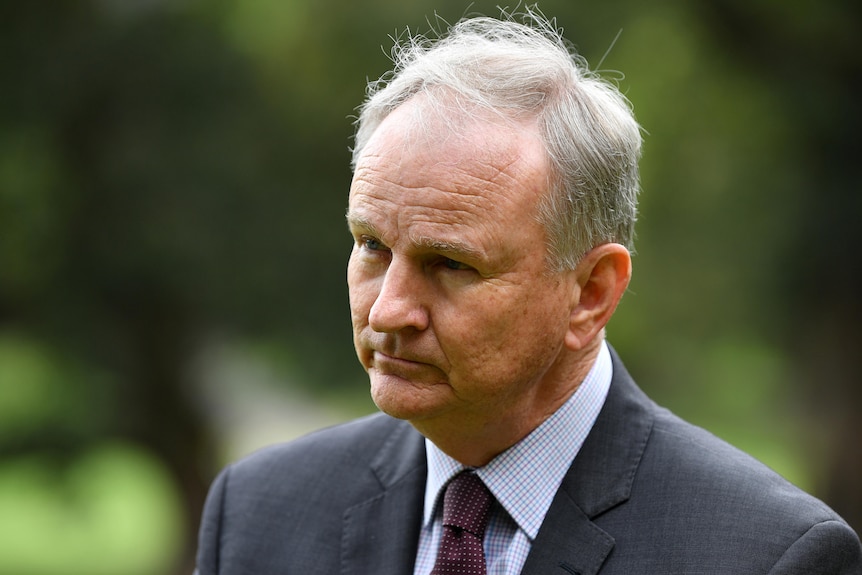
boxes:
[371,351,443,382]
[373,351,425,368]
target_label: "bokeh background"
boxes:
[1,1,860,573]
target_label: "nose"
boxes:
[368,258,430,333]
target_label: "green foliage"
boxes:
[0,444,182,575]
[0,333,116,446]
[1,0,860,570]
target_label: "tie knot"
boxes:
[442,472,493,538]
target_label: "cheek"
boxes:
[348,289,374,330]
[437,297,511,362]
[347,261,376,323]
[441,288,568,381]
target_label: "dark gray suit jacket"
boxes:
[195,350,862,574]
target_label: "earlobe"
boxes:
[564,243,632,351]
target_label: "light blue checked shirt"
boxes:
[413,341,612,575]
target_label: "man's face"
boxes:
[347,99,579,439]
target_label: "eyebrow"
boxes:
[346,211,483,262]
[411,235,483,262]
[346,212,381,237]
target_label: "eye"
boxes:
[442,257,472,271]
[361,236,386,251]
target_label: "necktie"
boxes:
[431,471,493,575]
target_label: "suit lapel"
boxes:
[519,492,615,575]
[341,419,427,575]
[339,349,654,575]
[522,347,655,575]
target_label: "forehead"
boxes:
[348,98,550,238]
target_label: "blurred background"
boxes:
[1,0,860,573]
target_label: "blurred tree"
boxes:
[0,1,359,572]
[694,0,862,533]
[1,1,859,573]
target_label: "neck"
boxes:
[414,339,603,467]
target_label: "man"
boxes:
[195,10,862,575]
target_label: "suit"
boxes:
[195,348,862,574]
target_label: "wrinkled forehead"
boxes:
[353,94,550,192]
[347,100,554,262]
[360,91,544,160]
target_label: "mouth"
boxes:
[371,351,443,383]
[373,351,424,368]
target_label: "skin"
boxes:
[347,96,631,466]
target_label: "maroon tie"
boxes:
[431,472,493,575]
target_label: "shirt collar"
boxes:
[422,340,613,539]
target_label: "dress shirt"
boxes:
[413,341,613,575]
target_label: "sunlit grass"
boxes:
[0,443,183,575]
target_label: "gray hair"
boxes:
[352,9,643,270]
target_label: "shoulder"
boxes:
[622,406,861,572]
[229,412,406,471]
[643,408,824,513]
[605,348,847,530]
[596,349,861,572]
[195,413,425,574]
[219,412,416,492]
[199,412,419,522]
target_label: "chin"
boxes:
[369,373,449,422]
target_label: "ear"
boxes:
[564,243,632,351]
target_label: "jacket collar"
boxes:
[340,347,654,575]
[340,418,427,575]
[521,347,655,575]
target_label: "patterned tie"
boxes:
[431,471,493,575]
